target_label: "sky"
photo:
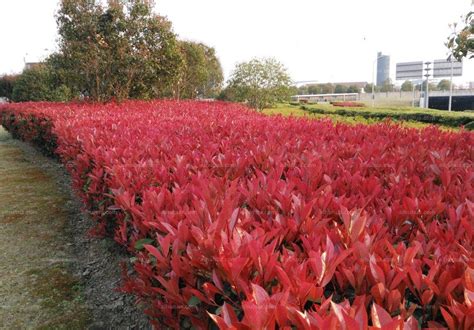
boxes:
[0,0,473,86]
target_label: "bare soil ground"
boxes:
[0,126,150,329]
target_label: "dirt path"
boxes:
[0,126,150,329]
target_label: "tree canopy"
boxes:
[175,41,223,99]
[437,79,452,91]
[0,75,18,100]
[401,80,413,92]
[54,0,183,101]
[226,58,292,111]
[11,66,72,102]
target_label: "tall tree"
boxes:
[380,78,394,92]
[176,41,223,99]
[227,58,292,111]
[55,0,182,101]
[11,66,72,102]
[364,83,374,93]
[401,80,413,92]
[320,83,334,94]
[437,79,452,91]
[0,75,18,100]
[347,85,359,93]
[334,84,347,94]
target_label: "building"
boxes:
[376,52,390,87]
[291,93,359,103]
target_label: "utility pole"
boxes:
[424,62,431,108]
[448,58,454,111]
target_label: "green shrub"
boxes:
[464,121,474,131]
[301,105,474,128]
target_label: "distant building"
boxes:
[376,52,390,87]
[291,93,359,103]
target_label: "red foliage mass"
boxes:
[1,100,473,329]
[331,101,365,107]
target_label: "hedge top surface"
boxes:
[1,100,474,329]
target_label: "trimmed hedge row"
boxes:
[1,110,57,157]
[302,105,474,129]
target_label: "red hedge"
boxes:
[1,100,473,329]
[331,101,365,107]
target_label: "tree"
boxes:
[297,85,309,95]
[447,11,474,60]
[347,85,359,93]
[227,58,292,111]
[0,75,18,100]
[401,80,413,92]
[380,78,394,92]
[437,79,451,91]
[54,0,182,101]
[11,66,72,102]
[175,41,223,99]
[307,84,322,94]
[421,81,438,92]
[334,84,347,94]
[364,83,374,93]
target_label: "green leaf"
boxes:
[188,296,201,307]
[134,238,154,250]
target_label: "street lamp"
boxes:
[448,23,457,112]
[424,62,432,108]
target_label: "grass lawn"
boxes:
[263,103,472,131]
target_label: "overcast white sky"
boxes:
[1,0,473,86]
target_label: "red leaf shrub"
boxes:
[331,101,365,107]
[1,100,473,329]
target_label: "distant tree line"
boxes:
[0,0,223,102]
[294,83,361,95]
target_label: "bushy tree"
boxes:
[437,79,451,91]
[227,58,292,111]
[55,0,182,101]
[380,78,394,92]
[421,81,438,92]
[334,84,347,94]
[11,66,71,102]
[319,83,334,94]
[175,41,223,99]
[0,75,18,100]
[307,84,321,94]
[347,85,359,93]
[297,85,309,95]
[401,80,413,92]
[364,83,374,93]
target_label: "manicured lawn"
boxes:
[301,103,474,129]
[263,104,460,130]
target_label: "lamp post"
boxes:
[424,62,432,108]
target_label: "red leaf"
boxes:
[440,307,456,329]
[371,303,392,328]
[251,283,270,305]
